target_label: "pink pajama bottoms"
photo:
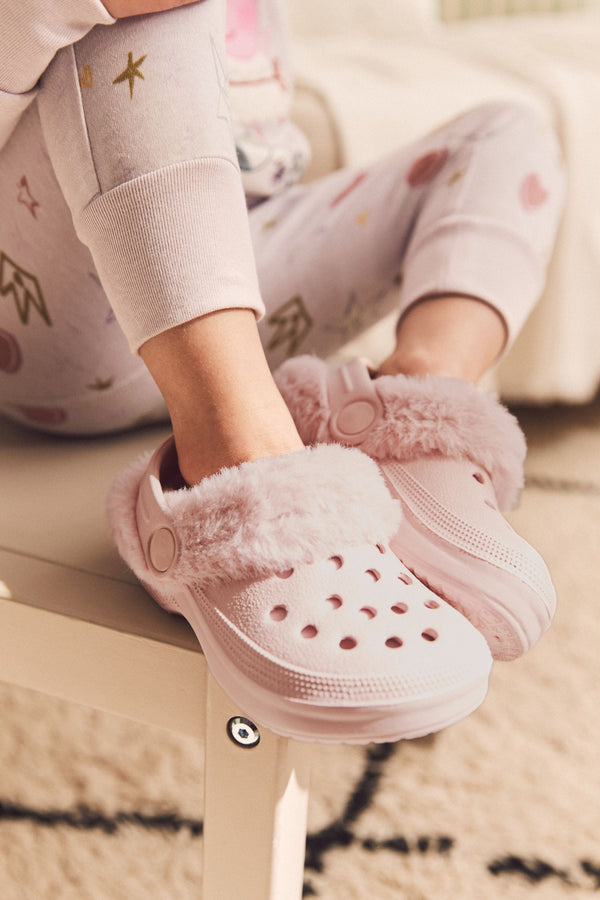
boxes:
[0,4,564,434]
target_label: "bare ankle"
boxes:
[379,295,507,383]
[140,309,303,484]
[378,348,466,380]
[173,401,303,484]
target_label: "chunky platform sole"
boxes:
[390,505,553,663]
[152,581,490,744]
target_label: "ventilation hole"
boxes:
[365,568,381,582]
[339,637,357,650]
[391,602,409,615]
[473,472,485,484]
[359,606,377,619]
[270,606,288,621]
[275,568,294,579]
[275,569,294,578]
[422,628,438,642]
[398,573,412,585]
[424,599,440,610]
[385,637,403,649]
[301,625,318,639]
[329,555,344,569]
[326,595,343,609]
[376,543,386,554]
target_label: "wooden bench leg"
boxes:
[203,674,311,900]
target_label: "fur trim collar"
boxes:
[275,356,526,511]
[108,442,401,590]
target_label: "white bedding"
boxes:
[288,2,600,402]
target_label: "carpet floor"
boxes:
[1,399,599,899]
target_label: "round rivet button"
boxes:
[335,400,377,436]
[148,527,177,573]
[227,716,261,748]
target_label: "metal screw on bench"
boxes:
[227,716,261,748]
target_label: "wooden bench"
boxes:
[0,419,311,899]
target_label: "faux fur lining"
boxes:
[108,443,401,590]
[275,356,526,511]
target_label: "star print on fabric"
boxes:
[113,52,147,99]
[211,34,231,123]
[0,328,22,373]
[87,377,115,391]
[407,149,449,187]
[8,402,67,426]
[267,295,312,356]
[79,65,93,89]
[520,173,548,210]
[325,291,378,340]
[130,412,161,429]
[446,170,465,187]
[0,253,51,326]
[17,176,40,219]
[325,292,386,339]
[330,172,367,208]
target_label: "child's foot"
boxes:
[108,437,493,743]
[123,309,492,740]
[275,355,556,661]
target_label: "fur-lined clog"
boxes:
[275,356,556,661]
[108,438,492,742]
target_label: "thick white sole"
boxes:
[151,581,490,745]
[390,505,554,662]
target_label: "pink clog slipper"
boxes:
[108,438,492,743]
[275,356,556,661]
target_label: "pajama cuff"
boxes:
[76,157,266,353]
[400,216,547,353]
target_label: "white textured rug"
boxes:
[1,401,599,899]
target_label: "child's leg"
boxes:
[36,0,301,482]
[266,102,564,661]
[2,94,562,451]
[378,103,565,382]
[0,11,496,740]
[251,102,564,380]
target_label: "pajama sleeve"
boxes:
[37,0,266,352]
[0,0,115,152]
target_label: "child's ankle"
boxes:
[377,348,481,381]
[378,296,507,383]
[139,309,304,483]
[172,400,304,485]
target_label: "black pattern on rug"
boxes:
[525,474,600,496]
[302,740,453,896]
[0,800,202,836]
[4,741,599,894]
[488,856,600,891]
